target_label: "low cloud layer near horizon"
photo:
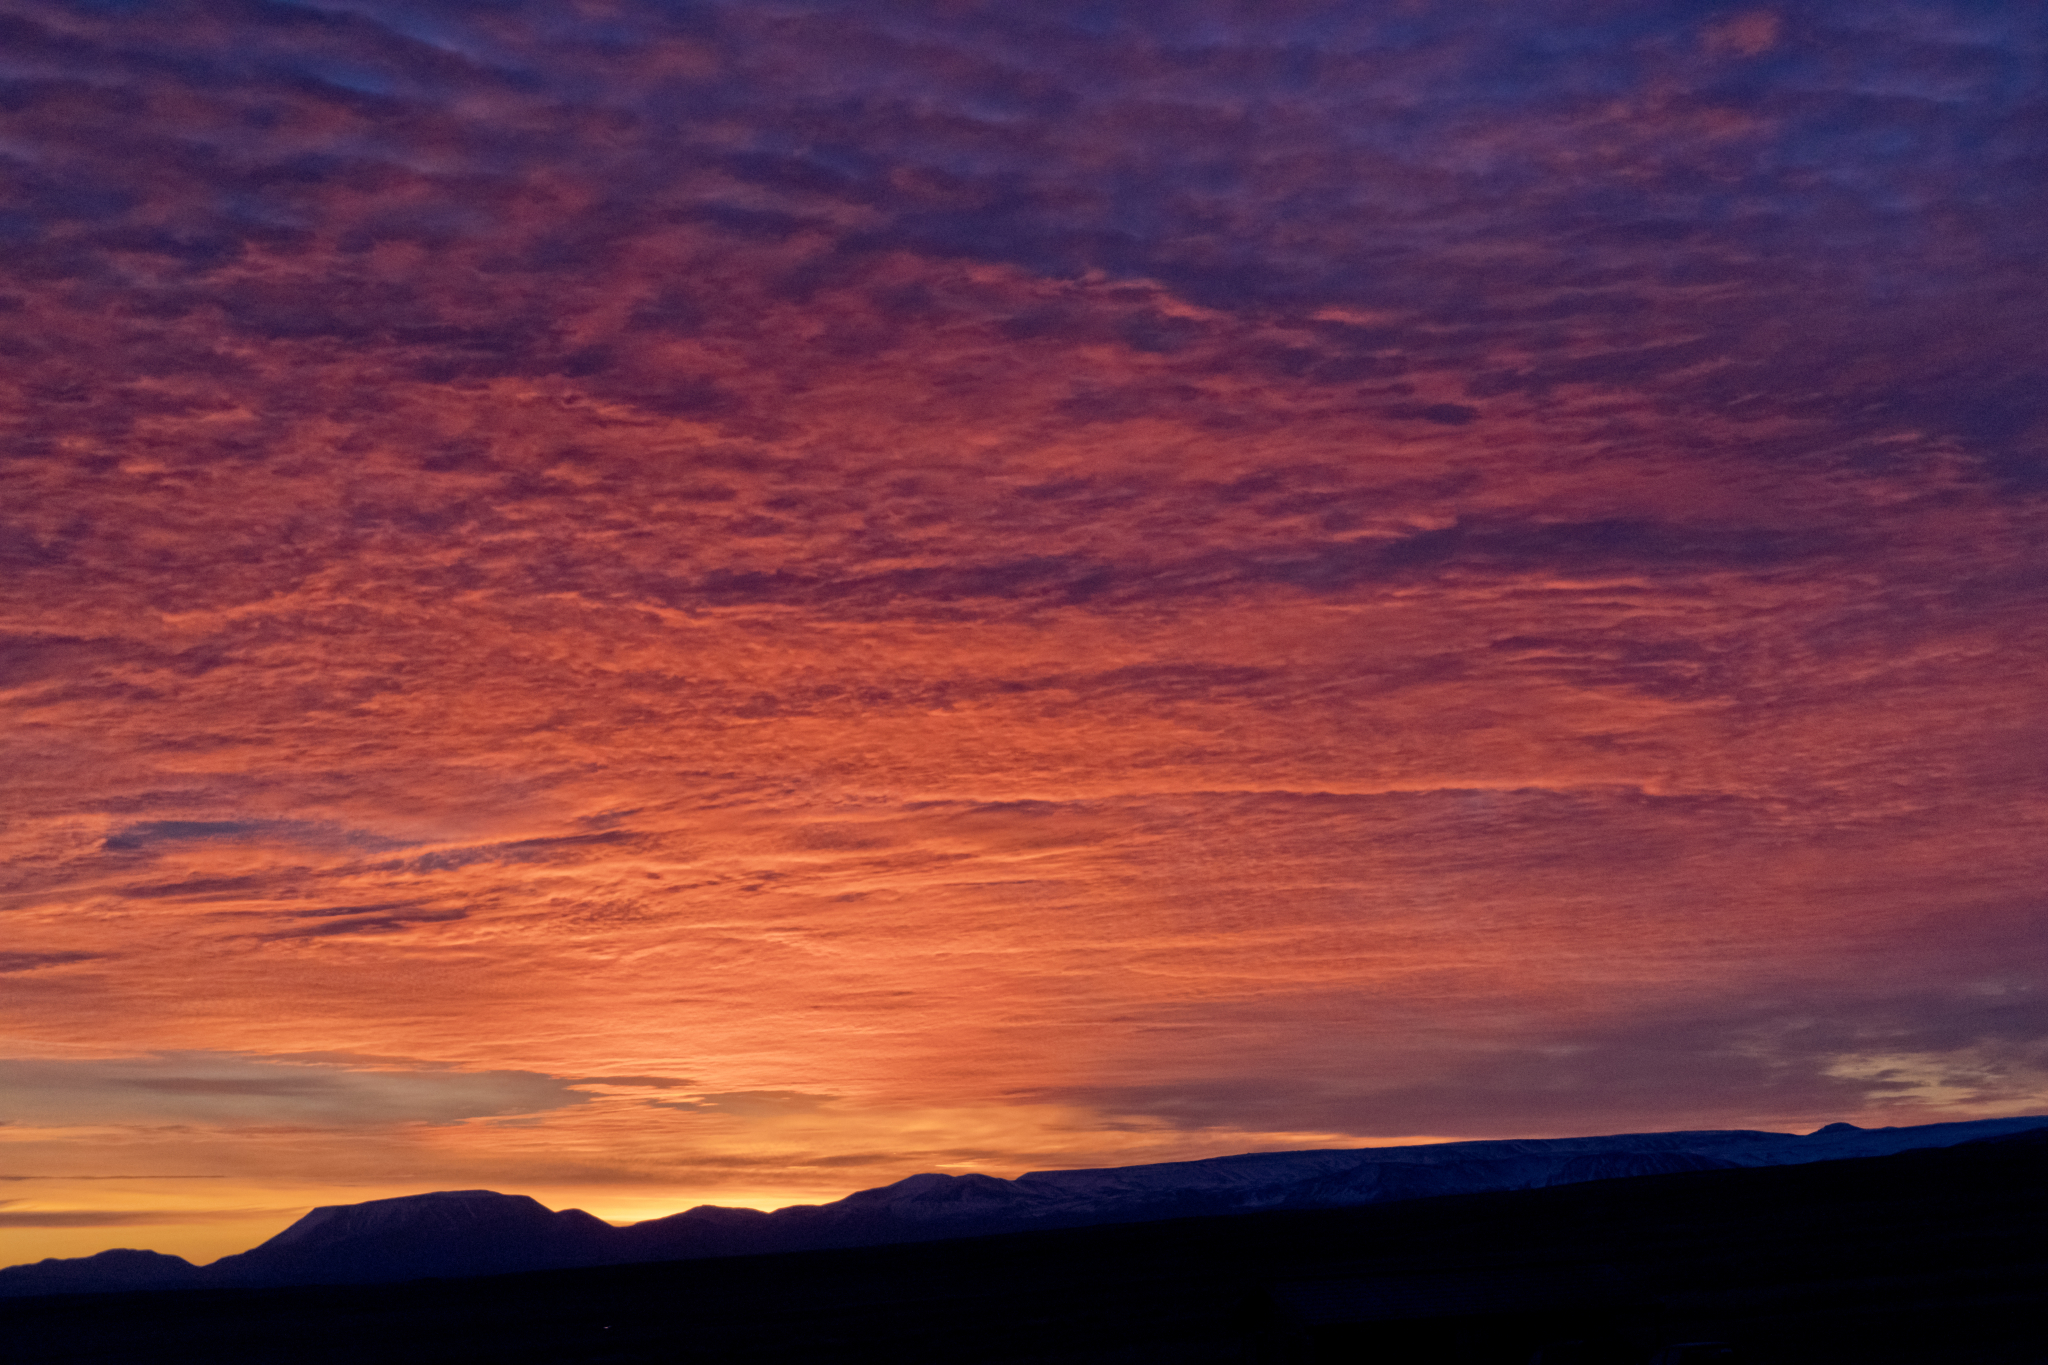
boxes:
[3,0,2045,1262]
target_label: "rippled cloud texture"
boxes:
[3,0,2045,1262]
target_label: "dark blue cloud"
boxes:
[0,951,107,973]
[101,820,410,853]
[5,1,2039,435]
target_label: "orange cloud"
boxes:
[2,0,2044,1265]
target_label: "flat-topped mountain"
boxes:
[205,1190,619,1287]
[6,1113,2044,1297]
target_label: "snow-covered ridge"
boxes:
[765,1113,2048,1230]
[6,1114,2044,1296]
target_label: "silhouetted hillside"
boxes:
[4,1128,2044,1363]
[9,1114,2042,1299]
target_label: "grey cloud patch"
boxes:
[117,876,274,901]
[0,951,107,974]
[254,906,468,941]
[102,821,272,851]
[101,820,412,855]
[378,829,640,874]
[0,1208,280,1228]
[1035,983,2048,1137]
[279,900,436,918]
[0,1052,595,1127]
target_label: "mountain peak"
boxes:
[254,1189,551,1253]
[196,1188,619,1288]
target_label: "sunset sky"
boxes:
[3,0,2045,1267]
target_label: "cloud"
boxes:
[0,1206,282,1228]
[253,905,469,941]
[0,0,2042,1247]
[0,1053,595,1127]
[102,822,282,852]
[0,952,107,974]
[100,821,411,855]
[1031,979,2048,1137]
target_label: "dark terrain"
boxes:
[4,1130,2043,1364]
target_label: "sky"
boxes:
[2,0,2045,1266]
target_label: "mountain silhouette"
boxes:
[5,1113,2044,1297]
[9,1127,2048,1365]
[203,1190,619,1287]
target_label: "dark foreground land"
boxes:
[5,1131,2045,1364]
